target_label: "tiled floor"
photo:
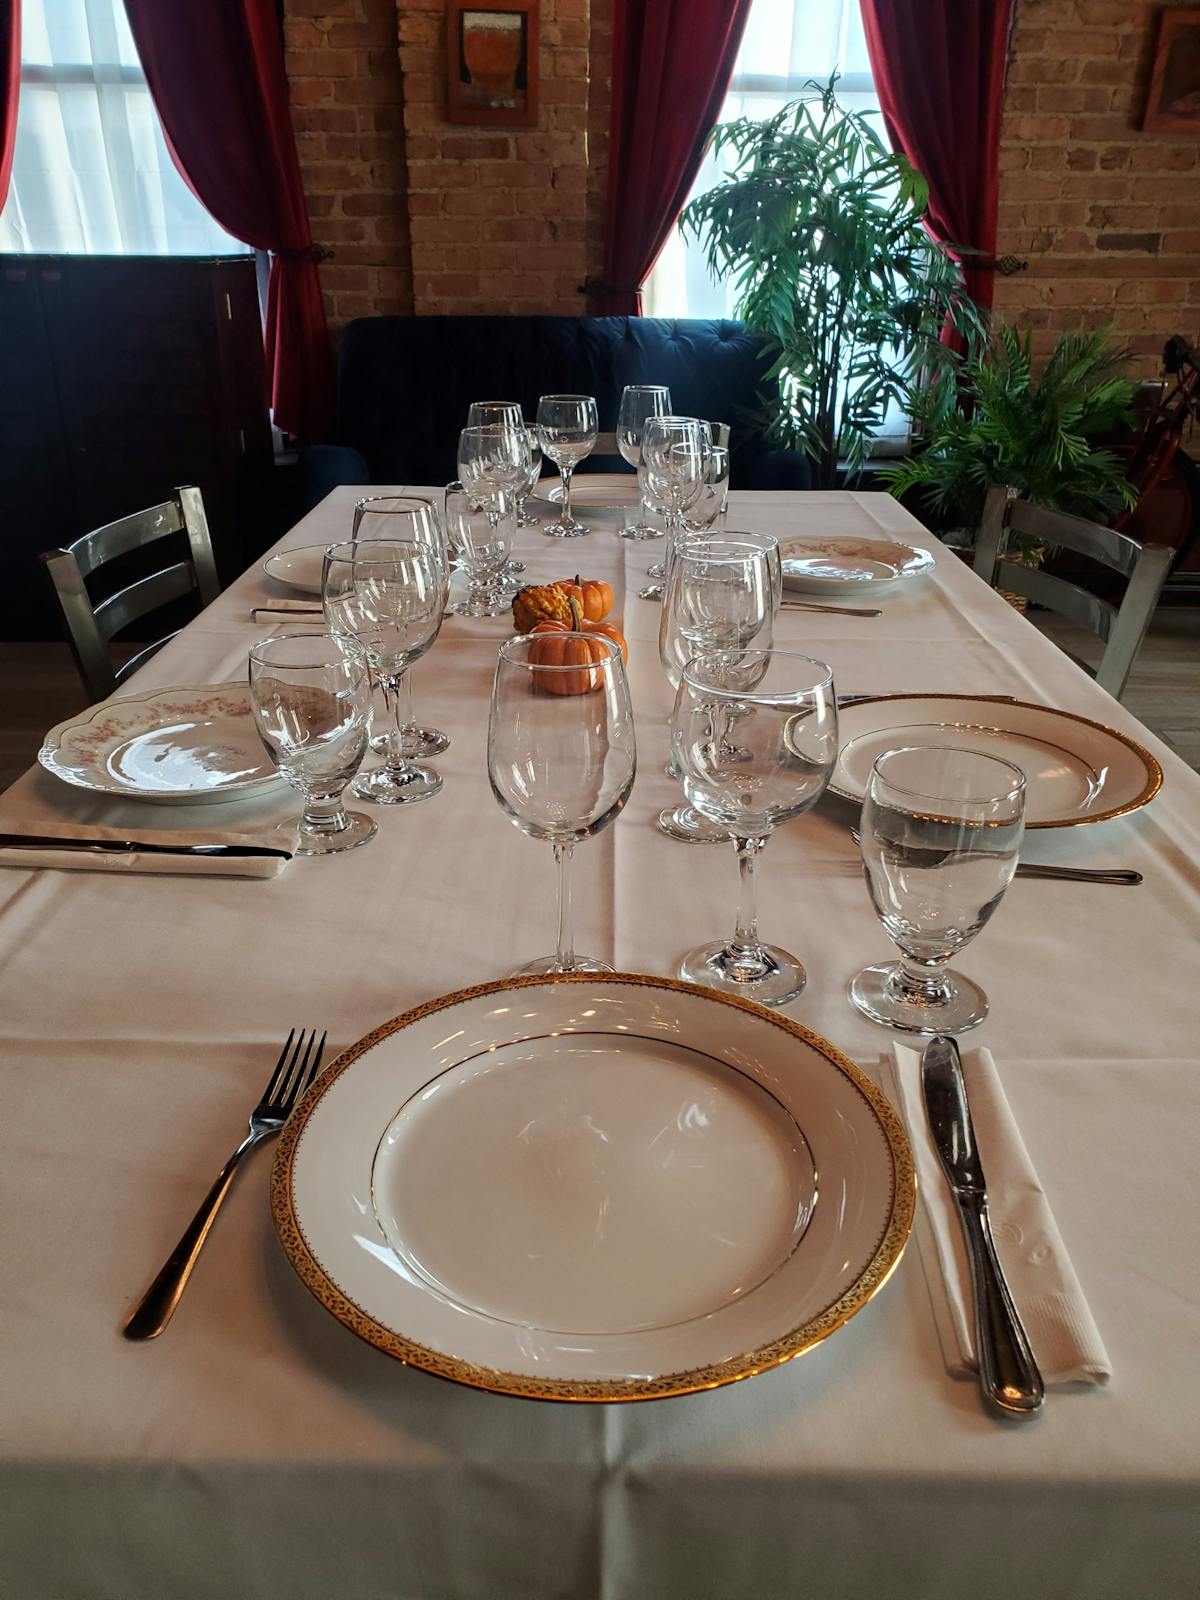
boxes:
[1,609,1198,795]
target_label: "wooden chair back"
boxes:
[40,486,219,701]
[973,484,1172,700]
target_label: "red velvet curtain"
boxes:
[860,0,1014,312]
[123,0,332,441]
[597,0,753,316]
[0,0,19,214]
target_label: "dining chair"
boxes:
[973,483,1173,700]
[41,486,220,702]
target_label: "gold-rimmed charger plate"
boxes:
[272,973,914,1402]
[832,694,1162,828]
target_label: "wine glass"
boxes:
[458,425,531,524]
[658,535,778,845]
[516,422,543,529]
[536,394,598,538]
[466,401,540,538]
[322,539,448,805]
[248,630,376,856]
[684,445,731,532]
[643,417,710,583]
[848,745,1026,1034]
[673,649,838,1006]
[444,480,514,616]
[488,633,636,974]
[617,384,671,540]
[353,494,450,760]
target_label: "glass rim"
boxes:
[621,384,671,394]
[248,628,364,669]
[467,399,522,410]
[870,743,1027,803]
[680,648,833,699]
[325,537,432,561]
[672,534,778,564]
[459,423,518,439]
[538,393,597,404]
[353,493,437,515]
[498,632,624,671]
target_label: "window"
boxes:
[645,0,879,319]
[0,0,248,256]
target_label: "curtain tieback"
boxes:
[273,244,334,263]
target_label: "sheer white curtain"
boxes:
[0,0,247,256]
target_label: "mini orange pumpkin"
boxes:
[553,574,614,623]
[528,596,628,695]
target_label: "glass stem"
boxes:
[380,673,410,778]
[299,790,348,837]
[730,836,767,955]
[894,952,953,1004]
[560,463,574,526]
[554,839,576,972]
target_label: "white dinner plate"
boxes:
[779,535,934,597]
[832,694,1162,828]
[39,683,285,805]
[532,477,641,525]
[272,973,914,1402]
[263,544,329,595]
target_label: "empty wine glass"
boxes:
[536,393,598,538]
[323,539,447,805]
[444,480,514,616]
[354,494,450,760]
[248,630,376,856]
[643,417,709,582]
[849,745,1026,1034]
[684,445,731,532]
[488,633,636,974]
[673,649,838,1006]
[458,425,531,523]
[617,384,671,540]
[658,535,778,845]
[467,399,524,431]
[517,422,543,528]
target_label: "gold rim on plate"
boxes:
[271,972,916,1403]
[830,693,1163,828]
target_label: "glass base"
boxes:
[639,584,664,602]
[543,520,590,539]
[657,805,728,844]
[351,763,443,805]
[515,954,615,976]
[646,561,666,579]
[446,591,510,617]
[848,961,988,1035]
[679,940,807,1008]
[294,810,377,857]
[370,726,449,758]
[619,522,665,541]
[505,560,526,575]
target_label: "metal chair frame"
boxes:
[973,483,1173,700]
[41,486,219,702]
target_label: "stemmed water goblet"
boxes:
[248,630,377,856]
[322,538,448,805]
[353,494,450,761]
[617,384,671,540]
[672,649,838,1006]
[658,535,778,845]
[444,480,514,616]
[848,745,1026,1034]
[536,393,598,538]
[488,633,636,974]
[683,445,731,533]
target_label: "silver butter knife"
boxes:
[921,1035,1044,1418]
[0,833,290,859]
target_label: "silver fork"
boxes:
[123,1028,327,1341]
[849,827,1142,885]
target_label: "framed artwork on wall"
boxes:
[1143,8,1200,134]
[446,0,539,128]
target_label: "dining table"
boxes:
[1,486,1198,1600]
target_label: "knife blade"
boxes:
[921,1036,1044,1418]
[0,833,291,859]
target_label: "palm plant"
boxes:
[882,324,1138,539]
[682,75,983,488]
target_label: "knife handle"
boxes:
[959,1193,1045,1417]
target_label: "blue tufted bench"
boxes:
[300,315,811,511]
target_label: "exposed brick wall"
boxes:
[283,0,414,332]
[396,0,608,315]
[994,0,1200,378]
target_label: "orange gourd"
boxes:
[528,596,628,695]
[554,574,614,623]
[512,583,573,633]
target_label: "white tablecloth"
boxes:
[3,490,1198,1600]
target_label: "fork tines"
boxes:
[261,1028,327,1114]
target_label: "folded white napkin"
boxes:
[250,599,323,622]
[884,1043,1111,1387]
[0,818,294,879]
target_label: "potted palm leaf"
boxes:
[883,324,1139,558]
[681,75,983,489]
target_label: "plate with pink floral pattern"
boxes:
[39,683,285,805]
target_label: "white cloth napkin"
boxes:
[883,1043,1112,1387]
[250,599,323,622]
[0,818,294,879]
